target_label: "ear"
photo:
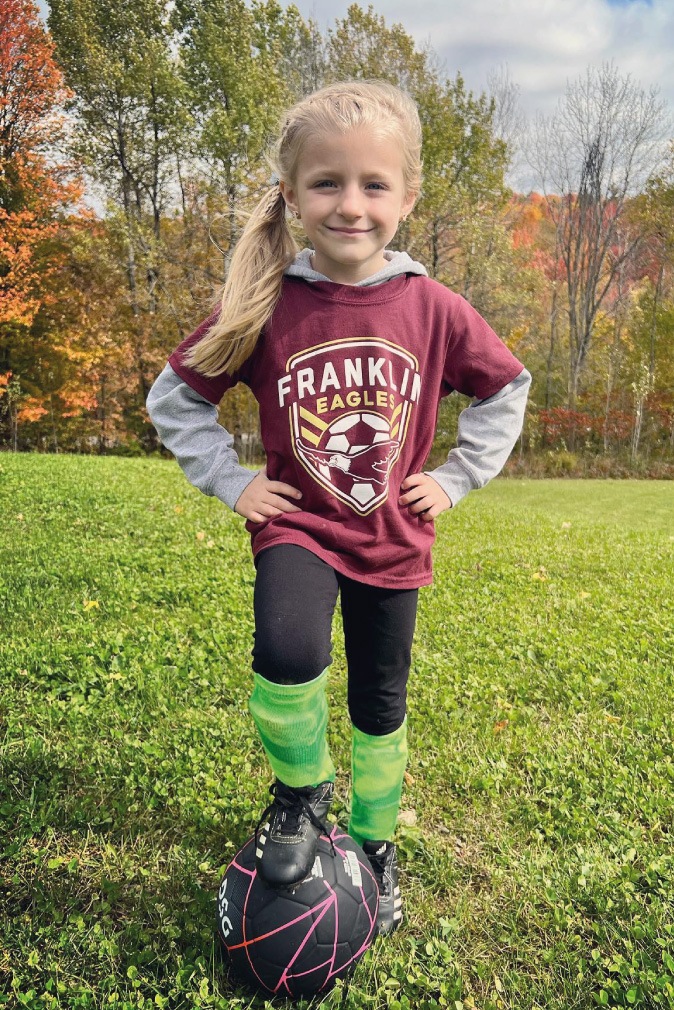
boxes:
[279,180,298,217]
[400,190,418,220]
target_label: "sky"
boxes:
[37,0,673,190]
[289,0,672,119]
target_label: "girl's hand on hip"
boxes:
[234,465,303,524]
[398,473,452,522]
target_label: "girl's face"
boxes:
[280,126,417,285]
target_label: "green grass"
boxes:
[1,454,673,1010]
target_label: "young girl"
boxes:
[146,79,531,937]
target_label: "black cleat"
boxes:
[254,779,334,889]
[363,839,402,935]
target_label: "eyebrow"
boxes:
[304,167,397,183]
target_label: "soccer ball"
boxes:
[216,824,379,997]
[323,411,391,457]
[321,412,394,506]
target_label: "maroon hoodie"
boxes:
[168,273,525,589]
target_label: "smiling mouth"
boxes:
[328,227,373,234]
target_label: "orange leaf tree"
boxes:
[0,0,84,445]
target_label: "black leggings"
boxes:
[251,544,419,737]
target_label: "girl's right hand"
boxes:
[234,465,304,524]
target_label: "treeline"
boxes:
[1,0,673,477]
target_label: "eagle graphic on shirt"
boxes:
[297,438,400,486]
[279,337,422,516]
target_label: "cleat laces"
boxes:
[254,781,336,859]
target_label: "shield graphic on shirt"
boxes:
[286,338,420,516]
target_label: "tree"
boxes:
[413,73,510,298]
[486,63,527,187]
[325,3,431,93]
[525,61,670,413]
[0,0,81,325]
[172,0,291,261]
[0,0,83,448]
[48,0,185,410]
[632,140,674,382]
[285,13,327,98]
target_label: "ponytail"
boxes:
[182,183,298,377]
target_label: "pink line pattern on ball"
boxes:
[275,881,337,996]
[218,828,380,994]
[226,894,334,951]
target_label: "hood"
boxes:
[283,247,428,287]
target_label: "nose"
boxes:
[336,182,365,220]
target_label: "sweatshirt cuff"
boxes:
[207,463,258,511]
[423,462,476,509]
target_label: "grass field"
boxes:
[1,454,673,1010]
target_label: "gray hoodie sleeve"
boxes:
[423,367,532,508]
[145,362,257,511]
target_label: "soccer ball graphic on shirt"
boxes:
[296,411,400,508]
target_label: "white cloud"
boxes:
[292,0,673,120]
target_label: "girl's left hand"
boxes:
[398,473,452,522]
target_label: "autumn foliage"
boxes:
[0,0,672,473]
[0,0,81,318]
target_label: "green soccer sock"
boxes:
[247,667,336,788]
[348,718,408,846]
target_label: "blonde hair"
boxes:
[182,79,423,378]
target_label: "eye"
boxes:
[312,180,388,190]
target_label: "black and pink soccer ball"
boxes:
[216,825,379,997]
